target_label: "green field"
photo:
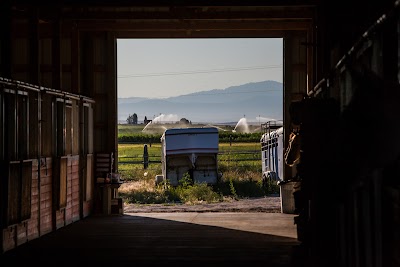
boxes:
[116,124,278,204]
[117,142,262,181]
[118,123,264,144]
[117,124,263,180]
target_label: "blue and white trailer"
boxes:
[159,127,219,186]
[260,126,284,181]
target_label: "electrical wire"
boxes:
[118,65,282,78]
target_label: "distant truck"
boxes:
[158,127,219,186]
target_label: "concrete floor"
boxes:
[0,212,300,267]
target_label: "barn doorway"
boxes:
[116,38,285,210]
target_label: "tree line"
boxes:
[118,132,262,143]
[126,113,192,125]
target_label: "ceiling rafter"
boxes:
[75,20,312,32]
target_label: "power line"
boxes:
[118,65,282,78]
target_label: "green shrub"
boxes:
[229,179,239,200]
[180,183,222,204]
[119,188,168,204]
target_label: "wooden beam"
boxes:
[71,24,80,95]
[52,19,62,90]
[115,30,291,38]
[32,7,315,21]
[77,20,312,32]
[106,32,117,170]
[12,19,311,37]
[1,0,13,78]
[29,7,40,85]
[10,0,318,8]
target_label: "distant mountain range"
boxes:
[118,80,283,124]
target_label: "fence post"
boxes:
[143,144,149,169]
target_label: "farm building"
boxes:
[0,1,399,267]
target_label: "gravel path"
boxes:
[124,195,282,213]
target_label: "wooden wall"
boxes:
[0,80,94,253]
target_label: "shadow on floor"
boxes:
[0,213,300,267]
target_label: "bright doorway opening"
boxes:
[116,38,284,210]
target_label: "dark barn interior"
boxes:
[0,1,399,266]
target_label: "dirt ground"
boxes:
[124,195,282,213]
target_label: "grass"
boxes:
[117,142,280,205]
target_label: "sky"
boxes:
[117,38,283,99]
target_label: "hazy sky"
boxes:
[117,38,283,99]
